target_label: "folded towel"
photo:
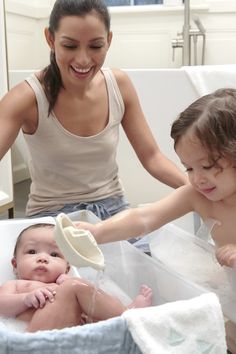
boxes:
[182,64,236,96]
[123,292,227,354]
[0,317,142,354]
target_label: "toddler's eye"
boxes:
[185,167,192,172]
[28,249,36,254]
[202,164,215,170]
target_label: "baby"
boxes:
[0,223,152,332]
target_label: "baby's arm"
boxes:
[215,244,236,267]
[0,280,56,317]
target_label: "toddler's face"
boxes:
[12,227,69,283]
[176,132,236,202]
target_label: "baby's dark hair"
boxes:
[171,88,236,164]
[42,0,111,115]
[13,223,55,257]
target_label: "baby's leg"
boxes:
[70,283,153,322]
[27,277,127,332]
[27,279,152,332]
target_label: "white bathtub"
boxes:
[9,68,200,232]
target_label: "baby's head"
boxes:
[12,223,70,282]
[171,88,236,166]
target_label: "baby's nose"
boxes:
[37,254,49,263]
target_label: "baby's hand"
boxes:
[24,287,56,309]
[215,244,236,268]
[56,274,71,285]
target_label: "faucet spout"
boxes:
[171,0,206,66]
[183,0,191,65]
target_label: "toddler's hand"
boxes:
[56,273,71,285]
[215,244,236,267]
[74,222,97,235]
[24,287,56,309]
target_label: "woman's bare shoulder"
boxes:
[0,78,38,130]
[110,67,137,104]
[110,67,130,84]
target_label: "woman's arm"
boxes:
[113,69,187,188]
[0,81,37,160]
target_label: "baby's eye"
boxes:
[50,252,59,257]
[28,249,36,254]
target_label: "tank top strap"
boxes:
[101,67,125,120]
[25,74,50,118]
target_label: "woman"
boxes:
[0,0,186,219]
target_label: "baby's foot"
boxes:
[129,284,153,309]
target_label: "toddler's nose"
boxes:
[193,170,206,185]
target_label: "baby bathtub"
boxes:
[0,211,221,353]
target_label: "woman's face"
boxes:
[45,12,112,88]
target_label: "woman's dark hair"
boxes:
[42,0,110,115]
[13,223,55,257]
[171,88,236,164]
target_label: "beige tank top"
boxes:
[24,68,125,216]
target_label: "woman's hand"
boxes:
[215,244,236,267]
[24,287,56,309]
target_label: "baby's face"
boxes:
[12,227,69,283]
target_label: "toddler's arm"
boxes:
[0,280,56,317]
[215,244,236,267]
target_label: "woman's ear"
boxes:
[107,31,113,48]
[44,27,55,51]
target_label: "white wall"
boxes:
[0,0,13,209]
[4,0,236,70]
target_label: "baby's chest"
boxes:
[16,280,46,293]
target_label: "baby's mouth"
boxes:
[35,266,47,272]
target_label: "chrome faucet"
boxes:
[172,0,206,66]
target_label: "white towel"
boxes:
[182,64,236,96]
[123,292,227,354]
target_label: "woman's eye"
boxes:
[63,44,77,50]
[28,249,36,254]
[90,45,103,50]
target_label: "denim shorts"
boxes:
[29,196,130,220]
